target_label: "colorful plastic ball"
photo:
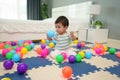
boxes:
[2,49,10,56]
[47,30,55,38]
[21,47,28,55]
[43,48,49,55]
[103,45,108,52]
[24,42,29,47]
[5,41,11,45]
[27,40,32,44]
[77,42,82,49]
[3,60,14,70]
[12,46,17,50]
[18,40,24,44]
[17,52,23,59]
[36,47,42,54]
[61,51,67,60]
[41,39,46,44]
[30,43,35,49]
[46,40,50,45]
[0,42,4,49]
[85,52,92,59]
[18,43,23,46]
[116,52,120,58]
[17,63,28,74]
[10,50,16,55]
[25,45,31,51]
[49,42,54,48]
[4,44,10,49]
[56,54,64,63]
[11,41,17,46]
[68,55,76,63]
[95,48,101,55]
[78,51,85,59]
[52,40,56,45]
[80,41,85,47]
[62,66,73,78]
[1,77,11,80]
[12,54,21,62]
[75,54,82,62]
[40,49,48,58]
[109,48,116,54]
[41,44,46,49]
[16,47,21,52]
[6,52,14,60]
[73,40,78,44]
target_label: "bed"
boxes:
[0,1,92,41]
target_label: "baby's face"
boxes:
[55,23,67,35]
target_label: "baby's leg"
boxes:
[49,49,61,58]
[65,48,76,57]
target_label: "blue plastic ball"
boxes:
[12,54,21,62]
[85,52,92,59]
[52,40,56,45]
[30,43,35,49]
[47,30,55,38]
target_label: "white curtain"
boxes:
[0,0,27,20]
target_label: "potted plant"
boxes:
[93,20,103,29]
[41,3,49,20]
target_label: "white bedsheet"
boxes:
[0,18,55,33]
[0,18,85,33]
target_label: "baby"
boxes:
[47,16,77,58]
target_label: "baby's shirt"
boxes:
[52,32,72,50]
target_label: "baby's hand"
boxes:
[70,31,77,40]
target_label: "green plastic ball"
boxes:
[56,54,64,63]
[26,45,31,51]
[75,54,82,62]
[109,48,116,54]
[4,44,10,49]
[6,52,14,60]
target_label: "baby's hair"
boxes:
[55,16,69,27]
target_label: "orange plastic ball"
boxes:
[0,43,4,49]
[62,66,73,78]
[116,52,120,58]
[36,47,42,54]
[80,41,85,47]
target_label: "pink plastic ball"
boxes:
[40,49,47,58]
[16,47,21,52]
[95,48,101,54]
[5,41,11,45]
[61,51,67,60]
[27,40,32,44]
[44,48,49,55]
[2,49,10,56]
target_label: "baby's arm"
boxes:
[70,31,77,40]
[47,34,52,40]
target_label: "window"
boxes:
[0,0,27,20]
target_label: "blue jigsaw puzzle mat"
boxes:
[0,42,120,80]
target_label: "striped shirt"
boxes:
[53,32,72,50]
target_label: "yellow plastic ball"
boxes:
[78,51,85,59]
[73,40,78,44]
[103,45,108,52]
[41,39,46,44]
[49,42,54,48]
[21,47,28,54]
[1,77,11,80]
